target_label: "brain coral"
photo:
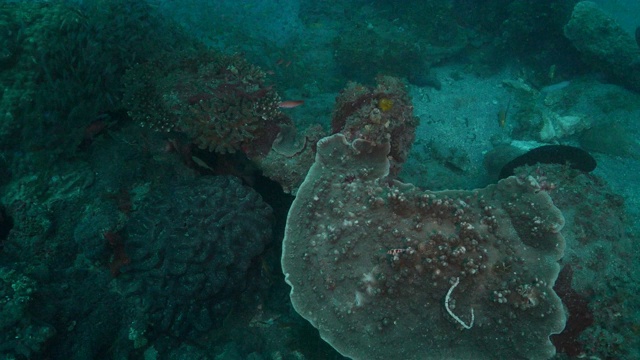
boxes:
[117,176,273,338]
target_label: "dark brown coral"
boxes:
[123,49,285,155]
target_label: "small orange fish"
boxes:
[279,100,304,108]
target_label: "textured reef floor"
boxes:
[0,1,639,360]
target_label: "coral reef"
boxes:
[282,134,566,360]
[564,1,640,92]
[331,76,419,176]
[498,0,582,83]
[0,0,190,157]
[551,263,593,356]
[1,1,638,359]
[116,176,273,339]
[332,0,467,85]
[510,163,635,359]
[255,75,418,193]
[123,49,288,156]
[254,124,326,194]
[502,78,593,142]
[0,267,55,358]
[499,76,640,148]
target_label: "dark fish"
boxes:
[499,145,596,180]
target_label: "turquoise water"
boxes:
[0,1,638,359]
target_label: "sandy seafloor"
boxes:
[401,64,640,229]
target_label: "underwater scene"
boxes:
[0,0,639,359]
